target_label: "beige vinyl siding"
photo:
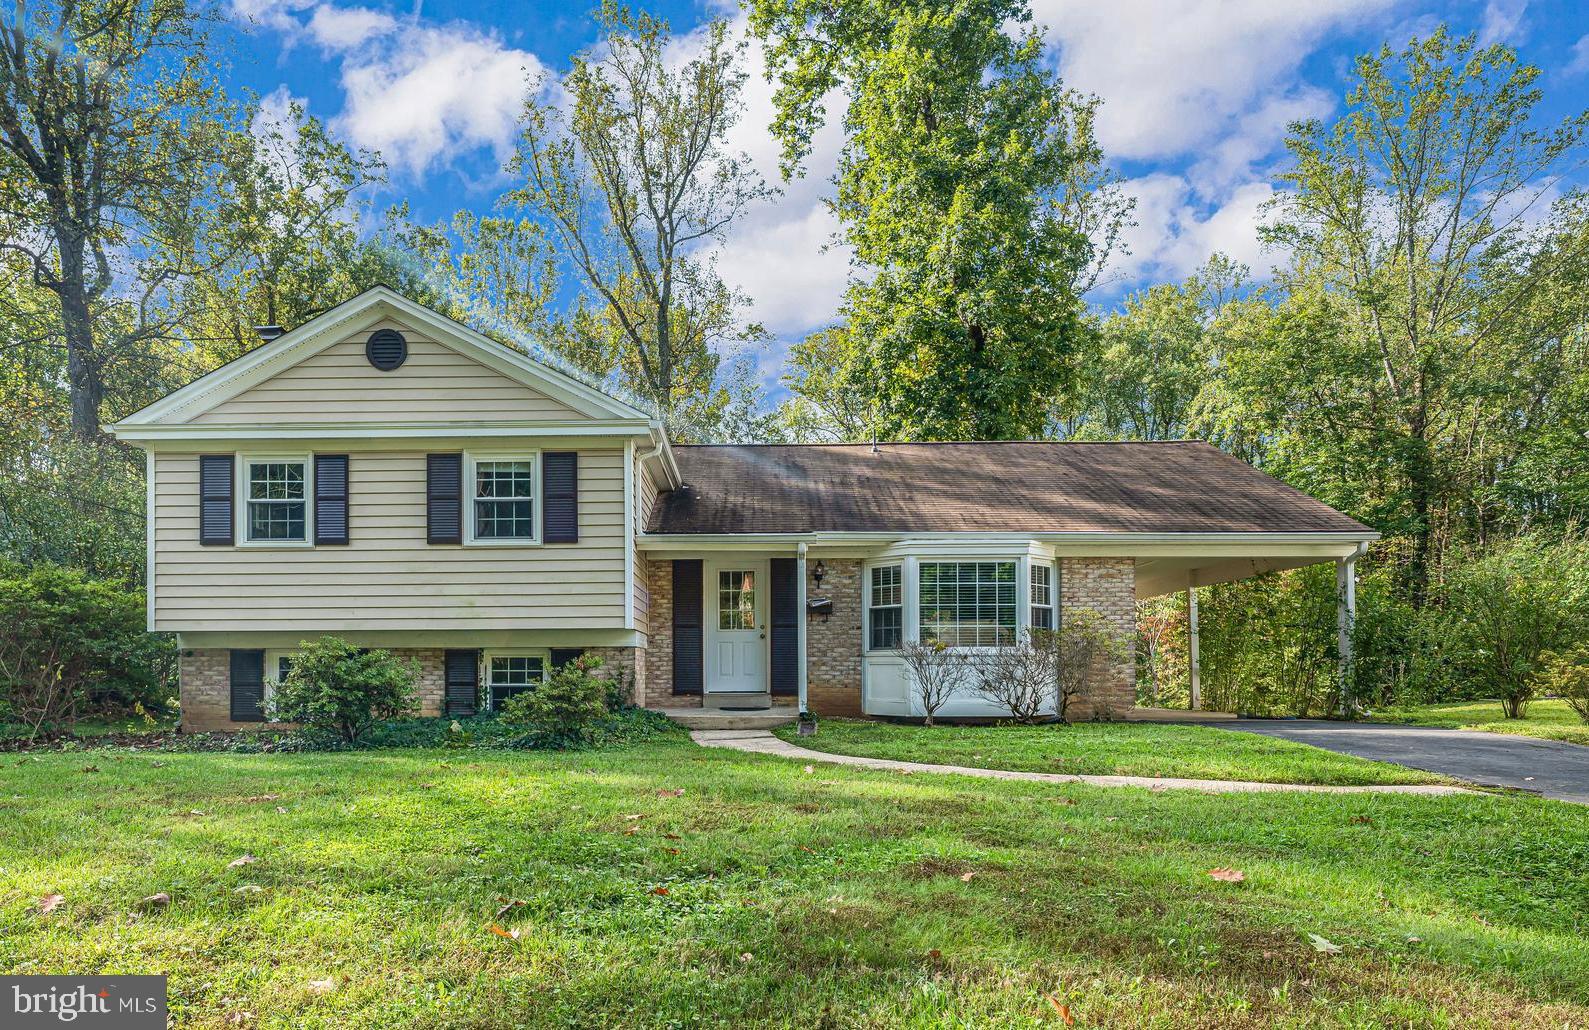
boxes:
[190,322,580,424]
[153,449,627,632]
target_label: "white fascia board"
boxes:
[113,419,656,445]
[109,286,652,430]
[636,530,1380,558]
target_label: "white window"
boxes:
[467,454,538,544]
[264,649,297,705]
[242,457,311,543]
[919,561,1018,648]
[867,564,903,650]
[1030,562,1055,630]
[485,652,547,710]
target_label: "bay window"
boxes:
[919,561,1017,647]
[1030,562,1055,630]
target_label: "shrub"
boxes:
[972,634,1055,724]
[897,639,966,726]
[0,562,168,738]
[266,637,417,742]
[498,655,609,744]
[1040,608,1131,723]
[1440,537,1589,718]
[1534,646,1589,723]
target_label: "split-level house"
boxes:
[110,287,1378,731]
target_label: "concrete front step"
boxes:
[658,707,797,730]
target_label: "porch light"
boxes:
[812,560,826,587]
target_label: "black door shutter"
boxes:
[199,455,234,545]
[542,452,578,543]
[550,647,585,671]
[444,649,479,717]
[769,558,798,697]
[672,559,703,695]
[427,454,463,545]
[229,649,265,722]
[315,454,349,545]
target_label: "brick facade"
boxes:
[640,558,691,708]
[806,559,863,716]
[1059,557,1138,719]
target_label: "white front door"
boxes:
[705,560,767,694]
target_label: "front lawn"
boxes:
[1373,699,1589,746]
[777,719,1451,786]
[4,738,1584,1027]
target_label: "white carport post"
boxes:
[1336,542,1367,716]
[1187,575,1201,711]
[797,542,809,713]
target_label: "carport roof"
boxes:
[646,441,1374,537]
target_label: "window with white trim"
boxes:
[867,564,903,650]
[264,649,297,705]
[486,653,546,710]
[919,561,1017,647]
[471,457,537,541]
[1030,562,1055,630]
[244,458,309,542]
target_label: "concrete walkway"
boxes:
[690,729,1473,797]
[1217,720,1589,804]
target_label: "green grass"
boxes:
[4,736,1586,1027]
[776,719,1452,786]
[1374,699,1589,746]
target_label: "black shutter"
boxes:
[199,455,234,545]
[427,454,463,545]
[550,648,585,671]
[769,558,798,697]
[542,452,579,543]
[315,454,349,545]
[672,559,703,695]
[444,649,479,717]
[229,649,265,722]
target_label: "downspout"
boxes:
[797,542,809,715]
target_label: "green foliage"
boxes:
[1532,647,1589,724]
[267,638,417,743]
[1438,537,1589,718]
[0,562,170,738]
[752,0,1131,440]
[497,656,611,746]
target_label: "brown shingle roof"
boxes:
[647,442,1373,536]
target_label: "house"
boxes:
[110,286,1379,731]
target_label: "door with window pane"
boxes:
[704,560,767,694]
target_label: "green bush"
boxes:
[266,637,417,742]
[1438,537,1589,718]
[0,562,170,738]
[1533,645,1589,723]
[498,655,610,745]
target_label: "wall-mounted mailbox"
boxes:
[806,596,833,621]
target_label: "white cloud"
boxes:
[1031,0,1391,161]
[1478,0,1529,45]
[1567,34,1589,76]
[1107,174,1277,288]
[306,4,396,50]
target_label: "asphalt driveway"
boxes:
[1217,720,1589,804]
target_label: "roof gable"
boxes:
[116,286,651,427]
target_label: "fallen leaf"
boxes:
[1308,933,1342,954]
[138,892,171,909]
[228,855,257,868]
[38,893,64,915]
[493,899,526,920]
[738,952,753,963]
[305,979,335,995]
[488,924,521,940]
[150,762,167,769]
[242,794,280,803]
[803,765,814,774]
[960,871,976,882]
[799,845,815,854]
[1406,935,1422,944]
[226,1011,253,1025]
[189,810,205,816]
[664,847,680,855]
[81,766,99,773]
[276,806,287,815]
[662,833,682,840]
[624,813,644,821]
[234,885,263,895]
[1207,868,1245,883]
[1043,994,1075,1025]
[623,826,639,836]
[657,788,685,798]
[650,886,670,896]
[1349,815,1374,826]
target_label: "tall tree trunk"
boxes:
[55,243,105,440]
[1403,424,1435,606]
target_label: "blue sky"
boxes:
[219,0,1589,384]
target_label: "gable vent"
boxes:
[366,329,408,371]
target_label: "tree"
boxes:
[748,0,1132,440]
[778,326,874,442]
[0,0,226,437]
[507,5,771,430]
[1263,28,1589,599]
[897,639,965,726]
